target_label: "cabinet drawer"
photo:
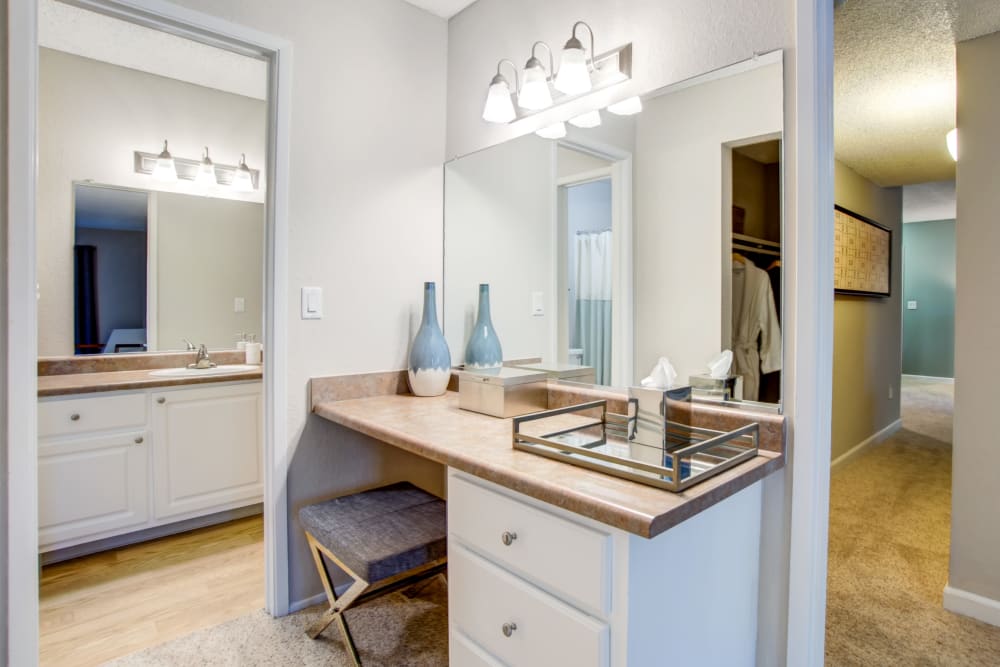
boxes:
[449,474,612,617]
[451,630,505,667]
[39,392,147,438]
[450,544,609,667]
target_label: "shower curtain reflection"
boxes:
[575,230,613,384]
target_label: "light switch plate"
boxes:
[234,297,246,313]
[301,287,323,319]
[531,291,544,316]
[907,300,918,310]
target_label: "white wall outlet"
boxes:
[531,291,544,316]
[301,286,323,320]
[234,297,246,313]
[907,300,918,310]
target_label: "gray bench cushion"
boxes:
[299,482,446,584]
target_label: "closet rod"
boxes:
[733,243,781,258]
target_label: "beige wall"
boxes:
[951,30,1000,605]
[831,160,902,460]
[37,48,267,356]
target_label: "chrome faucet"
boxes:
[181,337,197,351]
[187,344,217,369]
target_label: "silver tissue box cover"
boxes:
[458,367,549,418]
[510,362,597,384]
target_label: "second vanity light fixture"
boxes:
[134,140,261,191]
[481,20,636,134]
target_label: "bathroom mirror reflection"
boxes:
[444,53,784,406]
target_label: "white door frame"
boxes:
[5,1,293,662]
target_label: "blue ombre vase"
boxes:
[408,282,452,397]
[464,283,503,370]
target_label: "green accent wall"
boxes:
[902,219,955,378]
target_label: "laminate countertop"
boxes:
[37,367,263,397]
[313,390,784,538]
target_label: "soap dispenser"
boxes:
[244,334,262,365]
[236,332,248,351]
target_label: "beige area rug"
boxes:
[826,378,1000,665]
[104,576,448,666]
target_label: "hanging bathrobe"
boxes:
[732,260,781,401]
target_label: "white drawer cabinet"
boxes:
[38,381,262,553]
[151,383,263,519]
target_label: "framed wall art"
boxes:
[833,205,892,297]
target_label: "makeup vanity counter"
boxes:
[312,371,785,667]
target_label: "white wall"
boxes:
[37,47,267,356]
[444,135,555,363]
[155,193,264,351]
[635,62,783,385]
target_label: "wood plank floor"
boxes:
[40,516,264,666]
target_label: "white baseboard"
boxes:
[902,374,954,383]
[944,584,1000,627]
[289,592,327,614]
[831,419,903,469]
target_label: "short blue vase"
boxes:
[408,282,451,397]
[464,283,503,370]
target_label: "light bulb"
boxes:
[519,58,552,110]
[535,122,566,139]
[195,147,217,187]
[482,74,516,123]
[554,43,591,95]
[946,128,958,161]
[607,96,643,116]
[568,110,601,128]
[151,140,177,183]
[232,154,254,192]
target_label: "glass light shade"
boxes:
[946,128,958,161]
[195,150,217,187]
[568,110,602,128]
[607,96,643,116]
[482,75,516,123]
[554,46,592,95]
[535,122,566,139]
[232,154,254,192]
[151,140,177,182]
[519,63,552,110]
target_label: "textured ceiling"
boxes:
[401,0,478,19]
[834,0,1000,187]
[902,180,956,222]
[39,0,267,100]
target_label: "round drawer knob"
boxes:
[134,436,144,444]
[502,622,517,638]
[501,531,517,546]
[69,413,81,421]
[156,397,166,404]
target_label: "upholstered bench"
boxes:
[299,482,447,666]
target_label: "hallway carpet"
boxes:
[825,377,1000,665]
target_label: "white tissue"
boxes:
[707,350,733,379]
[640,357,677,389]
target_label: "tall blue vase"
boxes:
[408,282,452,397]
[464,283,503,370]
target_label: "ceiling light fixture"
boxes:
[482,59,519,123]
[232,154,255,192]
[519,42,555,110]
[946,128,958,161]
[195,146,217,187]
[554,21,595,95]
[151,140,177,182]
[535,122,567,139]
[569,110,602,129]
[607,96,643,116]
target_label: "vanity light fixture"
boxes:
[231,154,255,192]
[482,60,519,123]
[554,21,595,95]
[569,110,602,129]
[519,42,555,110]
[607,96,643,116]
[134,144,260,190]
[151,140,178,182]
[535,122,567,139]
[194,147,217,187]
[946,128,958,161]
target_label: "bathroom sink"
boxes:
[149,364,259,378]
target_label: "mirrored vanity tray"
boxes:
[512,400,759,492]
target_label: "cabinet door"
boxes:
[151,382,263,520]
[39,430,149,548]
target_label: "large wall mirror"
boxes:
[444,53,784,407]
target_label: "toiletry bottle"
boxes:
[245,334,263,365]
[236,332,248,351]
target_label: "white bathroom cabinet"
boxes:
[447,471,765,667]
[38,381,262,553]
